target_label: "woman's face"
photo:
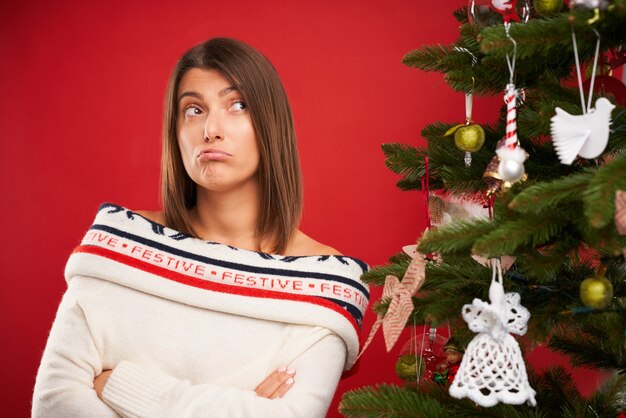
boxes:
[177,68,259,194]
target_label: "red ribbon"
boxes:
[421,156,431,229]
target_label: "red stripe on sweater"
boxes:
[73,245,360,335]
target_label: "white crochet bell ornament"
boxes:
[449,259,536,407]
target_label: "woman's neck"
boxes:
[190,182,264,251]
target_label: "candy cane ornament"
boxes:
[504,83,518,145]
[496,84,527,183]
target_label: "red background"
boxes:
[0,1,609,417]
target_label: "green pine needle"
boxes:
[418,219,495,255]
[473,214,567,256]
[339,384,450,418]
[583,153,626,228]
[508,173,591,213]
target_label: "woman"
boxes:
[32,38,369,417]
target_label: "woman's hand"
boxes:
[93,369,113,400]
[254,367,296,399]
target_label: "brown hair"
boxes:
[161,38,302,254]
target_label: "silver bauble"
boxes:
[498,159,525,183]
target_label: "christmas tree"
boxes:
[340,1,626,416]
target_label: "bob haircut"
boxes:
[161,38,303,254]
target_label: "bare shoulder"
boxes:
[135,210,166,225]
[287,230,342,256]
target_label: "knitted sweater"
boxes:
[32,203,369,418]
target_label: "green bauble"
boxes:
[533,0,563,16]
[454,124,485,153]
[580,275,613,309]
[395,354,423,381]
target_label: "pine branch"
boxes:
[417,219,496,255]
[410,293,475,327]
[452,6,469,25]
[339,384,451,418]
[422,257,490,293]
[517,75,585,139]
[508,173,591,213]
[583,153,626,228]
[480,15,574,60]
[361,258,411,287]
[479,6,626,61]
[588,373,626,415]
[576,221,625,258]
[609,108,626,150]
[549,319,626,373]
[514,241,580,281]
[397,178,424,191]
[472,213,567,257]
[382,143,425,182]
[389,251,413,265]
[531,367,583,413]
[402,44,476,75]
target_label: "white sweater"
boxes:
[32,204,369,418]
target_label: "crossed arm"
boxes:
[32,283,347,418]
[93,364,296,401]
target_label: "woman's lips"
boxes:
[198,150,232,161]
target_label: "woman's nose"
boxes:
[203,113,223,142]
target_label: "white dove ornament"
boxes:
[551,97,615,165]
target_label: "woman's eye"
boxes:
[230,100,247,112]
[183,106,202,118]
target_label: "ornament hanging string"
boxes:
[421,156,431,229]
[413,313,425,385]
[488,194,496,219]
[452,46,478,68]
[572,28,601,115]
[504,25,517,85]
[588,405,601,418]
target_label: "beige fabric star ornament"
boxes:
[471,254,516,271]
[358,251,427,356]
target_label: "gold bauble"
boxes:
[533,0,564,16]
[395,354,423,381]
[454,124,485,153]
[580,275,613,309]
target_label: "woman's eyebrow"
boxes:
[218,86,238,97]
[178,91,202,102]
[178,87,238,103]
